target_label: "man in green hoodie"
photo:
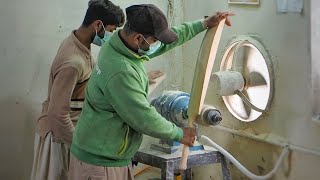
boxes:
[69,4,233,180]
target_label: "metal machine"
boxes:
[150,91,222,153]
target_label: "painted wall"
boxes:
[0,0,184,179]
[311,0,320,119]
[183,0,320,179]
[0,1,88,179]
[2,0,318,179]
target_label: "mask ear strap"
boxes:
[141,35,150,46]
[137,41,141,50]
[136,34,146,50]
[99,20,106,32]
[94,20,101,36]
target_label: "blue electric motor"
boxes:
[151,91,222,127]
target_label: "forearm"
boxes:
[48,112,75,146]
[150,19,206,58]
[48,67,79,146]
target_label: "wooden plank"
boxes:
[179,19,226,170]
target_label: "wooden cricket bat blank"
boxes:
[179,19,226,170]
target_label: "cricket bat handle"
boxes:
[179,145,189,170]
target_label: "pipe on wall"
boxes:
[212,125,320,157]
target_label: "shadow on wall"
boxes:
[0,96,37,179]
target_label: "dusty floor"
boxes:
[133,164,161,180]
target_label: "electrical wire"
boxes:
[200,135,290,180]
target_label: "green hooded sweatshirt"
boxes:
[71,20,206,167]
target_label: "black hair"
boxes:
[82,0,124,27]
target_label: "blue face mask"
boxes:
[92,23,113,46]
[138,36,161,55]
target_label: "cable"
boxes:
[214,125,320,157]
[200,135,290,180]
[167,0,175,26]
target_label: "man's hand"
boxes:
[203,12,235,28]
[180,127,196,146]
[147,70,164,85]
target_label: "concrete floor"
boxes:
[133,164,161,180]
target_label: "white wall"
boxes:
[3,0,318,179]
[0,1,88,179]
[0,0,184,179]
[311,0,320,119]
[183,0,320,179]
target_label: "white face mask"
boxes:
[138,36,161,55]
[93,22,113,46]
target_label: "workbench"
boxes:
[133,148,231,180]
